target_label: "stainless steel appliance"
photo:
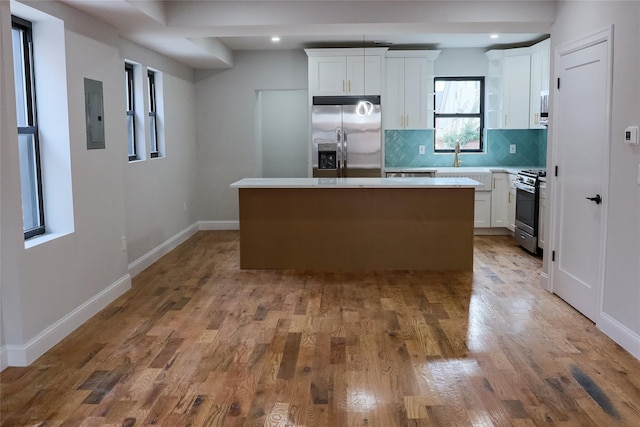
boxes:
[312,96,382,177]
[514,169,546,253]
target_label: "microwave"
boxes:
[540,90,549,126]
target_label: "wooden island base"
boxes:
[237,186,475,270]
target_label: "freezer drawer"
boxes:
[514,227,537,253]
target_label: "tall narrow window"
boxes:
[125,62,137,161]
[147,70,159,158]
[434,77,484,152]
[12,16,45,239]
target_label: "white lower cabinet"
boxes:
[474,192,492,228]
[490,173,509,227]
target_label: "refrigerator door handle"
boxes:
[336,128,342,176]
[343,131,348,175]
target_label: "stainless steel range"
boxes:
[514,169,546,253]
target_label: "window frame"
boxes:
[147,69,159,158]
[125,62,137,161]
[433,76,485,153]
[13,15,45,240]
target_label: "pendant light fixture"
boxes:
[356,34,374,116]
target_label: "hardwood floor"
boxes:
[1,231,639,426]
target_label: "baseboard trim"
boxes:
[0,345,7,371]
[198,220,239,231]
[539,271,549,291]
[597,312,640,360]
[474,228,513,236]
[128,223,199,278]
[5,274,131,367]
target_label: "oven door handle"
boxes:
[514,182,536,193]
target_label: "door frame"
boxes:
[547,26,613,325]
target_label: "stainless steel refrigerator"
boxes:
[311,96,382,178]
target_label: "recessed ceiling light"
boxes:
[271,36,281,43]
[490,34,499,39]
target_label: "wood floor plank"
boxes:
[2,232,639,426]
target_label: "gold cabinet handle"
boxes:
[504,115,508,127]
[342,80,345,93]
[348,80,351,93]
[406,114,409,127]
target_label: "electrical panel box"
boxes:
[84,78,105,150]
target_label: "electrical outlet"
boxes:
[121,236,127,252]
[419,145,426,155]
[509,144,517,154]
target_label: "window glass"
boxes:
[12,27,29,127]
[12,17,45,239]
[148,70,159,158]
[18,133,41,230]
[434,77,484,152]
[125,63,137,161]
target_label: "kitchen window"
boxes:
[434,77,484,152]
[125,62,137,161]
[12,16,45,239]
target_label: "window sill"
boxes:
[25,231,73,249]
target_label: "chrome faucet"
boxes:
[453,139,461,167]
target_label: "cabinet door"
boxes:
[503,55,531,129]
[384,58,404,129]
[474,192,492,228]
[347,55,381,95]
[403,57,431,129]
[508,188,516,232]
[490,173,509,227]
[530,39,550,129]
[530,50,543,128]
[309,56,346,96]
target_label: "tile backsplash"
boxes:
[385,128,547,168]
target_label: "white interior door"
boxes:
[552,34,610,322]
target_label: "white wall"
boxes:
[259,90,309,178]
[1,0,198,367]
[435,48,488,77]
[121,38,198,267]
[194,50,308,223]
[551,1,640,355]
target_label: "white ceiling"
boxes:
[56,0,554,69]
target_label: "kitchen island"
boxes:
[230,177,480,270]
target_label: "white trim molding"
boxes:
[1,346,8,371]
[598,313,640,360]
[539,271,549,292]
[198,220,239,231]
[5,274,131,367]
[128,222,199,278]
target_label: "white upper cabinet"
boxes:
[529,38,551,128]
[308,56,347,96]
[502,51,531,129]
[486,42,550,129]
[384,51,440,130]
[306,48,387,97]
[347,55,382,96]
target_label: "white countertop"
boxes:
[384,166,530,175]
[230,177,481,189]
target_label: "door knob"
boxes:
[586,194,602,205]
